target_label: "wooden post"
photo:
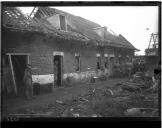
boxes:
[61,56,63,86]
[52,73,54,92]
[8,54,17,96]
[27,55,30,64]
[52,56,55,92]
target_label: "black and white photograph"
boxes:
[1,1,161,123]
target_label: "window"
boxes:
[104,57,108,69]
[119,57,122,64]
[104,54,108,69]
[75,54,81,72]
[118,55,122,64]
[96,54,101,70]
[59,15,67,31]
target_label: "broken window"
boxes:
[75,54,81,72]
[59,15,67,31]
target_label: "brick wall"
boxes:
[3,30,134,77]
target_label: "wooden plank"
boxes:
[8,55,17,96]
[27,55,30,64]
[39,7,47,18]
[6,53,30,55]
[29,7,36,17]
[61,56,63,86]
[53,52,64,56]
[52,56,55,92]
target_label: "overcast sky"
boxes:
[19,6,158,55]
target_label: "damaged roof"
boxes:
[35,7,138,50]
[2,7,89,42]
[2,7,138,50]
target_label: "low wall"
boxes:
[32,71,98,85]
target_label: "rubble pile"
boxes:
[113,71,159,117]
[115,71,156,93]
[12,71,159,117]
[124,107,158,117]
[61,81,158,117]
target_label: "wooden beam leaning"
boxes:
[8,54,17,96]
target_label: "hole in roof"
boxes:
[8,14,12,17]
[15,15,18,18]
[6,12,10,15]
[12,13,16,17]
[9,12,15,17]
[17,12,21,16]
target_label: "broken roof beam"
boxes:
[38,7,51,18]
[29,7,37,18]
[92,26,107,30]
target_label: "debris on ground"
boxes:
[56,100,63,104]
[70,108,74,111]
[108,89,114,96]
[73,113,80,117]
[78,97,89,102]
[91,114,98,117]
[14,85,158,117]
[114,71,155,94]
[62,108,70,117]
[104,88,114,96]
[45,111,54,116]
[124,107,158,117]
[9,74,159,117]
[124,108,142,116]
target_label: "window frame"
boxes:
[104,56,108,69]
[75,53,81,72]
[59,15,67,31]
[96,53,101,70]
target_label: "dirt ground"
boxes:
[2,78,159,118]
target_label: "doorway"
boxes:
[53,55,63,87]
[96,56,101,70]
[11,55,28,97]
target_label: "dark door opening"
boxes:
[54,55,63,87]
[96,56,101,70]
[11,55,27,97]
[75,55,81,72]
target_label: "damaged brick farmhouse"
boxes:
[2,7,138,96]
